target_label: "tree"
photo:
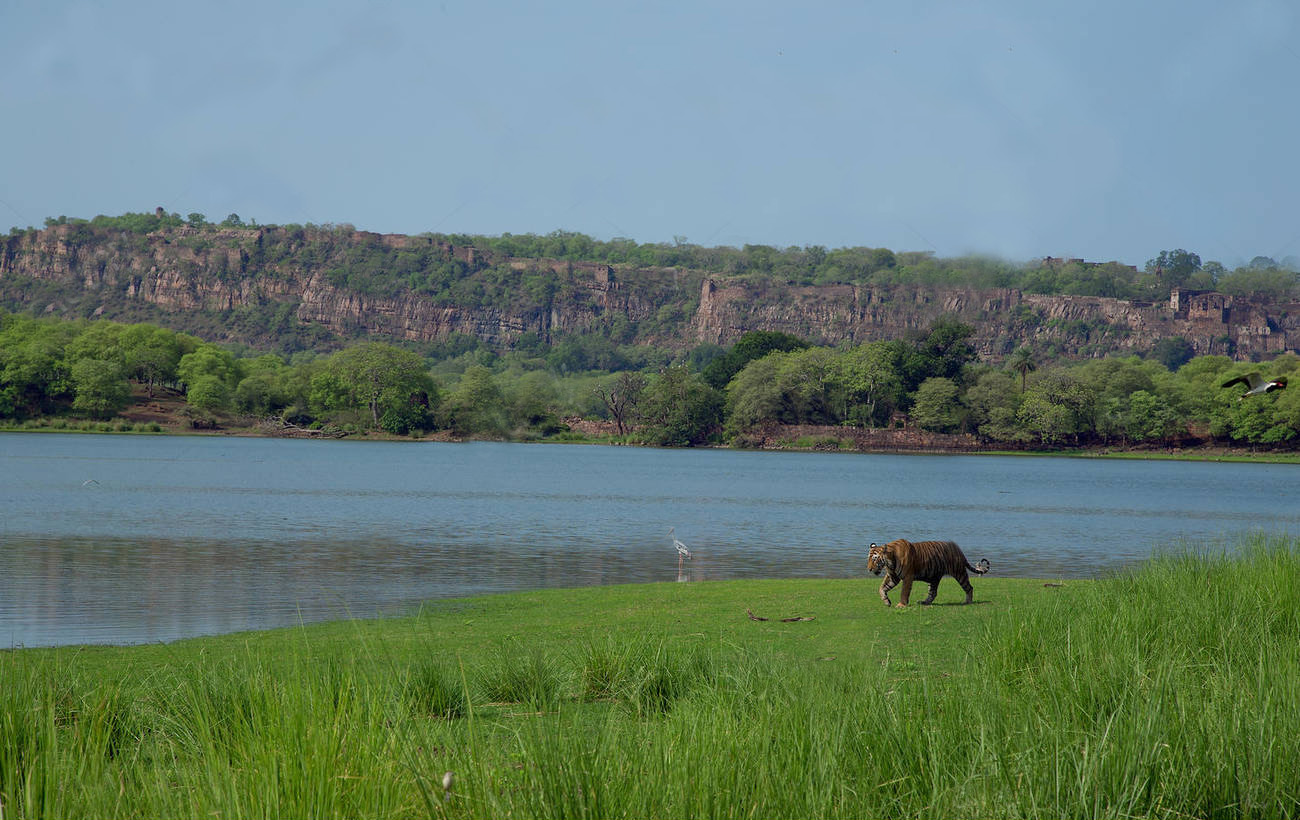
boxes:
[1201,260,1227,285]
[120,324,182,396]
[0,318,76,417]
[70,358,131,418]
[441,365,507,437]
[313,342,437,429]
[234,369,293,416]
[1167,354,1233,423]
[702,331,809,389]
[65,321,126,369]
[1145,249,1201,290]
[1262,384,1300,444]
[724,353,791,437]
[1008,346,1036,393]
[901,317,977,390]
[177,344,237,393]
[1217,266,1298,300]
[779,347,840,425]
[1124,390,1178,443]
[1016,369,1098,445]
[509,370,563,434]
[835,341,905,426]
[596,371,646,436]
[1149,337,1195,371]
[640,366,724,446]
[723,347,840,438]
[965,370,1024,440]
[186,374,232,411]
[1016,392,1075,445]
[685,343,726,372]
[911,377,966,433]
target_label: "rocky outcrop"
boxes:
[3,224,1298,360]
[692,277,1298,359]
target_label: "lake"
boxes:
[2,432,1296,648]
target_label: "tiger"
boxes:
[866,538,990,608]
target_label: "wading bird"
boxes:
[1222,372,1287,399]
[669,527,691,560]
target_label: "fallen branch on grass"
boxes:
[747,609,815,622]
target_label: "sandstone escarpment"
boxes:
[3,223,1297,360]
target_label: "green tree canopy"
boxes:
[177,344,238,392]
[911,377,967,433]
[0,317,76,418]
[120,324,183,396]
[65,321,127,369]
[441,365,507,437]
[70,358,131,418]
[640,366,724,446]
[185,375,233,411]
[1145,249,1202,290]
[1008,346,1036,393]
[1148,336,1195,371]
[900,317,977,391]
[702,331,809,389]
[834,341,905,427]
[1123,390,1178,443]
[312,342,437,429]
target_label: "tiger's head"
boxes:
[866,542,892,576]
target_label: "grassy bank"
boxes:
[3,537,1299,818]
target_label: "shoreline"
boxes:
[4,419,1299,464]
[2,390,1297,463]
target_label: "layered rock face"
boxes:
[3,224,1297,360]
[692,277,1298,360]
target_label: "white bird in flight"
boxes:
[669,527,691,559]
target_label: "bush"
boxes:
[479,643,563,708]
[405,662,467,719]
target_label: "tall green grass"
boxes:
[2,537,1298,818]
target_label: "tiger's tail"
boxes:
[967,558,991,575]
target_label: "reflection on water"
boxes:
[2,433,1296,647]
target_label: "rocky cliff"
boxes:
[3,223,1298,361]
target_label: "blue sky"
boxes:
[3,0,1298,268]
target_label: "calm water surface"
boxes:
[2,433,1295,647]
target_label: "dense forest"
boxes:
[3,309,1298,450]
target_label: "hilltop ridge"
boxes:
[4,214,1298,362]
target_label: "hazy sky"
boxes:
[3,0,1298,268]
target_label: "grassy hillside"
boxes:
[4,536,1298,818]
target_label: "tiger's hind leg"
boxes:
[919,579,940,605]
[955,569,974,604]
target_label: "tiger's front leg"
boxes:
[878,574,897,607]
[896,575,914,608]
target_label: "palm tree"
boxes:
[1009,346,1036,393]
